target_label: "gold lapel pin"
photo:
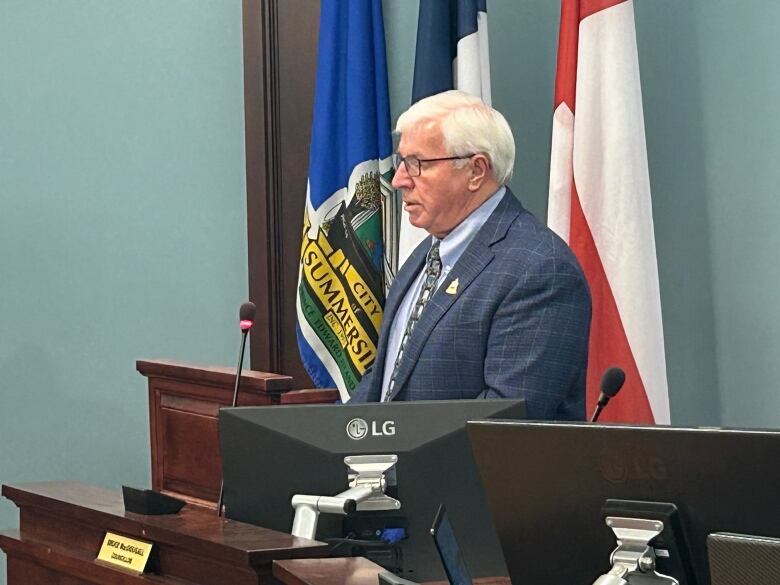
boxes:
[446,278,459,295]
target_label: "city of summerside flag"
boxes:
[547,0,670,423]
[296,0,393,401]
[396,0,491,266]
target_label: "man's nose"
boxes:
[392,164,412,190]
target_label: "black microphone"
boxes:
[218,301,256,516]
[590,366,626,423]
[231,302,256,406]
[239,301,256,333]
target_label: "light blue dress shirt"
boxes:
[380,186,507,400]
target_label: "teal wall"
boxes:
[634,1,720,427]
[694,1,780,427]
[0,2,247,582]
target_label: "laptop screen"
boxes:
[431,504,474,585]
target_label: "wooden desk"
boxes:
[274,557,385,585]
[0,481,327,584]
[273,558,511,585]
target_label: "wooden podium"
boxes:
[0,481,328,584]
[136,359,339,508]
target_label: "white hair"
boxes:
[395,90,515,185]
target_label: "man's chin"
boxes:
[407,213,427,230]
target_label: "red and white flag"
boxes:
[548,0,669,423]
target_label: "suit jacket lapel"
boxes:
[385,191,523,400]
[384,239,429,324]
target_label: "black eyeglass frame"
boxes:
[393,153,477,177]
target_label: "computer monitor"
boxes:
[467,421,780,585]
[219,399,525,582]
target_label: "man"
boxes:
[350,91,590,420]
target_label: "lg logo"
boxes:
[599,446,668,484]
[346,418,396,440]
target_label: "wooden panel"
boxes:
[274,0,320,387]
[160,393,221,417]
[279,389,339,405]
[160,408,221,499]
[154,379,277,408]
[243,0,321,388]
[243,0,274,374]
[137,360,294,395]
[273,557,383,585]
[156,546,271,585]
[6,552,111,585]
[19,507,104,551]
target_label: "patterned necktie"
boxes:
[385,240,442,401]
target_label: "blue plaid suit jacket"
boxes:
[350,189,591,420]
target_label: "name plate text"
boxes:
[96,531,153,574]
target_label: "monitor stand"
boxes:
[290,455,400,540]
[593,516,678,585]
[592,500,696,585]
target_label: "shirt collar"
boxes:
[432,186,506,269]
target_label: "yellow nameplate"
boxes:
[96,531,153,574]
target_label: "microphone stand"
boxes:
[216,326,250,517]
[230,327,250,409]
[591,401,607,423]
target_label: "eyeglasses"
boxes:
[392,153,476,177]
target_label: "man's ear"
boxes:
[467,154,491,191]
